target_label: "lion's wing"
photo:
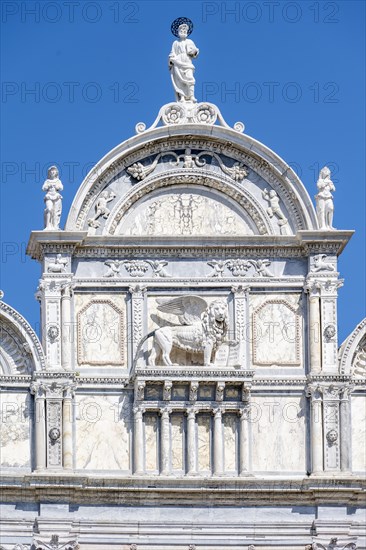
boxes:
[156,295,208,325]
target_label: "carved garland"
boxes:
[72,138,308,232]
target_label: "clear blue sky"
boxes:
[1,0,365,343]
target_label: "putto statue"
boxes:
[147,295,229,367]
[169,17,199,103]
[42,165,63,230]
[315,166,335,230]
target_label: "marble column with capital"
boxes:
[239,405,251,476]
[306,282,322,374]
[186,408,197,475]
[160,407,171,475]
[340,385,353,472]
[133,406,144,474]
[61,282,73,371]
[307,385,324,475]
[62,384,75,469]
[31,382,46,471]
[213,407,224,476]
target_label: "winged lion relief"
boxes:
[142,295,230,367]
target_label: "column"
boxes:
[133,406,144,474]
[31,383,46,471]
[213,407,224,476]
[61,283,73,371]
[239,405,250,476]
[160,407,171,475]
[307,385,323,475]
[186,408,197,475]
[62,385,74,469]
[340,385,352,472]
[307,284,321,374]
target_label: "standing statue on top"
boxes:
[169,18,199,103]
[42,165,63,230]
[315,166,335,230]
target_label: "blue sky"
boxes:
[1,0,365,343]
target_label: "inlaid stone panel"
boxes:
[171,413,185,471]
[145,413,159,472]
[0,392,31,468]
[197,413,211,472]
[251,395,307,473]
[250,293,303,368]
[223,413,238,472]
[75,293,126,368]
[75,393,131,470]
[351,395,366,472]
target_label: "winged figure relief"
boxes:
[147,295,229,367]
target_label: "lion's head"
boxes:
[202,299,229,346]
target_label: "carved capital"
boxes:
[129,284,147,297]
[231,284,250,296]
[189,381,199,402]
[163,380,173,401]
[216,381,225,402]
[135,380,146,401]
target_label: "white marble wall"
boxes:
[251,395,307,473]
[75,393,131,470]
[0,392,31,468]
[351,395,366,472]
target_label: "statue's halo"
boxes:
[171,17,193,37]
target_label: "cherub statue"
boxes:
[169,18,199,103]
[104,260,122,278]
[207,260,227,278]
[148,260,171,278]
[262,188,288,227]
[88,190,116,228]
[315,166,336,230]
[42,166,63,230]
[145,295,229,367]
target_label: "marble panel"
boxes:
[75,393,131,470]
[197,413,211,471]
[250,293,303,367]
[145,413,158,472]
[171,413,184,471]
[223,413,237,472]
[251,395,306,473]
[351,395,366,472]
[118,187,253,237]
[74,293,126,368]
[0,392,31,467]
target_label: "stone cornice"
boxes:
[26,231,354,262]
[298,230,354,256]
[26,231,88,261]
[0,474,364,506]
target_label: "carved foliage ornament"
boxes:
[208,259,274,278]
[135,101,245,134]
[104,259,171,278]
[127,150,248,183]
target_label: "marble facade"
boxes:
[0,91,365,550]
